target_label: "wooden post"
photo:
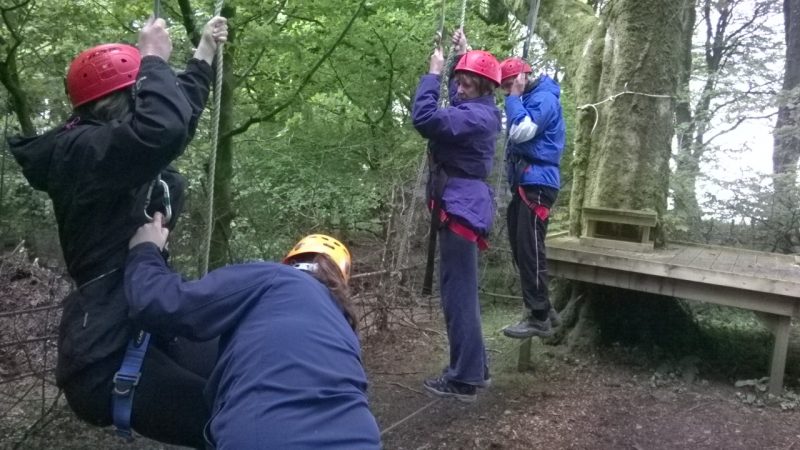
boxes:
[518,337,532,371]
[768,315,792,395]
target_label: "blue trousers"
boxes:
[439,228,486,386]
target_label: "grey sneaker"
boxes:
[502,316,553,339]
[423,376,477,403]
[549,308,562,328]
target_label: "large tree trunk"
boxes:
[772,0,800,253]
[504,0,699,347]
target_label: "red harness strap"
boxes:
[517,186,550,222]
[429,201,489,251]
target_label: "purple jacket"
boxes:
[411,74,501,234]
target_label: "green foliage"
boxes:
[0,0,517,267]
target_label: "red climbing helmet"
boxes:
[66,44,141,107]
[454,50,501,86]
[500,57,532,83]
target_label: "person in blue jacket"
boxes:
[411,29,502,402]
[125,215,381,449]
[498,58,566,339]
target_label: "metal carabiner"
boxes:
[143,175,172,224]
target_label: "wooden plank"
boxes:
[768,315,791,395]
[518,338,532,372]
[754,253,778,278]
[547,238,800,298]
[689,247,723,271]
[579,236,654,253]
[666,245,704,266]
[582,207,657,226]
[710,248,739,272]
[733,251,758,274]
[641,226,651,244]
[548,260,798,317]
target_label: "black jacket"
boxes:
[9,56,213,384]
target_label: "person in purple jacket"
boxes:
[125,215,381,449]
[498,58,566,339]
[412,29,502,402]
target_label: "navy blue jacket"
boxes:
[504,75,565,189]
[125,243,381,449]
[412,73,502,234]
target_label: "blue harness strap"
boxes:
[112,330,151,441]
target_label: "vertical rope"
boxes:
[522,0,540,60]
[438,0,467,107]
[201,0,225,275]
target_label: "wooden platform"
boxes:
[544,235,800,394]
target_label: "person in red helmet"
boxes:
[497,57,566,339]
[9,15,227,447]
[412,28,501,402]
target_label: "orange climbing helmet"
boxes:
[66,43,141,107]
[454,50,502,86]
[284,234,352,280]
[500,57,532,83]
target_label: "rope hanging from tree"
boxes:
[522,0,540,60]
[201,0,226,275]
[437,0,467,106]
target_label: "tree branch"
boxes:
[703,112,778,146]
[225,0,368,139]
[177,0,200,47]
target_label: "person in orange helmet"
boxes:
[125,216,381,449]
[9,14,227,447]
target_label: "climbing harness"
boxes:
[112,330,151,441]
[201,0,226,276]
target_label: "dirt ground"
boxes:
[365,319,800,450]
[2,252,800,449]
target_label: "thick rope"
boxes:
[438,0,467,107]
[201,0,225,275]
[522,0,539,60]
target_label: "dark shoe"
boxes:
[423,376,477,403]
[503,316,553,339]
[549,308,562,328]
[439,366,491,388]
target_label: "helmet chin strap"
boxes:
[291,262,319,274]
